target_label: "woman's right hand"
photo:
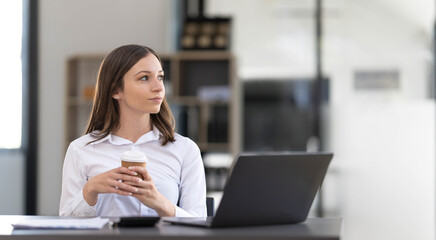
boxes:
[83,167,142,206]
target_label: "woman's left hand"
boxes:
[124,166,175,217]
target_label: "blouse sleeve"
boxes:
[175,138,207,217]
[59,142,97,216]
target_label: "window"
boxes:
[0,1,22,148]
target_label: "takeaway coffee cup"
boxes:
[121,150,148,180]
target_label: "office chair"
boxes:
[206,197,214,217]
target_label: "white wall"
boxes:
[38,0,175,215]
[323,3,436,239]
[326,101,435,240]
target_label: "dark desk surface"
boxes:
[0,215,342,240]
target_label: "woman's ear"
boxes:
[112,88,122,100]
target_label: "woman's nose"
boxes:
[151,78,164,92]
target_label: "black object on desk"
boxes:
[114,217,160,227]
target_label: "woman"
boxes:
[59,44,206,217]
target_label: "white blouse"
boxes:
[59,126,207,217]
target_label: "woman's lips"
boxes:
[149,97,163,103]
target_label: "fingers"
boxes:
[128,166,151,181]
[131,189,152,198]
[128,179,154,189]
[108,179,139,195]
[114,173,143,183]
[98,167,154,198]
[112,167,142,183]
[116,167,138,176]
[89,168,143,198]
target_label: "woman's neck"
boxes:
[113,113,152,143]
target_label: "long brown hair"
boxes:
[85,44,175,145]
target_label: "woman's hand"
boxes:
[83,167,142,206]
[125,166,176,217]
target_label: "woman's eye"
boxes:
[140,76,149,81]
[158,75,165,81]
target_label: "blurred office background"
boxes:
[0,0,435,239]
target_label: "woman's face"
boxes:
[115,54,165,115]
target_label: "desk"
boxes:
[0,216,342,240]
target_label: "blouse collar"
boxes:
[89,125,161,146]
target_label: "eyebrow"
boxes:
[134,70,164,76]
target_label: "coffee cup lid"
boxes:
[121,150,148,162]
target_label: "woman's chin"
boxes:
[149,108,161,114]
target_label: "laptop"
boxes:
[163,152,333,228]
